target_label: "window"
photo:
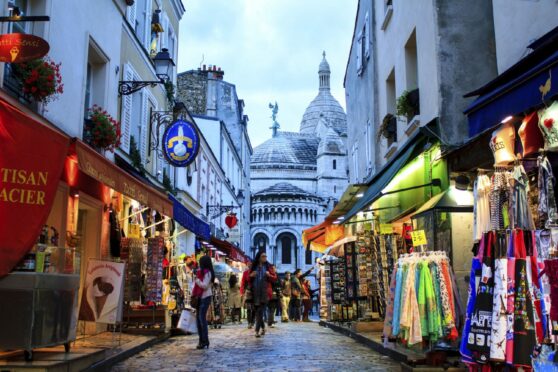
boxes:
[386,68,398,146]
[405,29,418,91]
[352,143,359,181]
[333,159,337,170]
[281,236,292,264]
[127,0,151,50]
[8,0,27,34]
[305,249,312,265]
[83,41,109,143]
[366,120,372,167]
[356,30,363,75]
[334,186,337,193]
[365,12,371,59]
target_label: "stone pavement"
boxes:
[111,321,400,371]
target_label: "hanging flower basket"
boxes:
[11,56,63,104]
[84,105,121,152]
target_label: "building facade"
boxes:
[176,66,252,252]
[345,0,497,183]
[250,54,349,275]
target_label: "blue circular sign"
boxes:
[162,119,200,167]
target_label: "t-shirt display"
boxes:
[538,101,558,152]
[490,121,515,165]
[518,111,544,157]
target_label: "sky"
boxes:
[177,0,358,148]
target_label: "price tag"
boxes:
[380,224,393,235]
[410,230,427,246]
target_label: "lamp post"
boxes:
[118,48,175,96]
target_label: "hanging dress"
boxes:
[505,230,516,366]
[468,231,495,364]
[489,231,507,362]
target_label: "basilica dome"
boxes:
[299,52,347,136]
[251,132,319,170]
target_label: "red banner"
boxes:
[0,98,69,276]
[0,33,49,63]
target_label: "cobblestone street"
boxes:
[111,321,400,371]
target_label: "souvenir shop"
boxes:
[307,130,474,350]
[451,27,558,370]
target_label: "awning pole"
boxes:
[168,228,190,240]
[142,217,170,231]
[119,207,149,222]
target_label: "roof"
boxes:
[254,182,316,198]
[251,131,319,168]
[299,90,347,135]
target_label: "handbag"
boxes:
[177,309,198,334]
[191,270,206,308]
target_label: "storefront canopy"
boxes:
[75,140,173,217]
[344,138,423,222]
[169,194,210,240]
[411,188,474,219]
[209,237,249,263]
[465,26,558,137]
[302,221,345,253]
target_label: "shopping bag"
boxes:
[177,309,198,334]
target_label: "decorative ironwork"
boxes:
[149,107,188,159]
[118,80,161,96]
[206,204,238,219]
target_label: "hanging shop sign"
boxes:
[410,230,427,246]
[78,259,125,324]
[225,213,238,229]
[0,98,69,277]
[162,119,200,167]
[0,33,49,63]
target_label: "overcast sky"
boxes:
[177,0,358,148]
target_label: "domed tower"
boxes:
[299,52,347,136]
[317,119,348,202]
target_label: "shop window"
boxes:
[305,249,312,265]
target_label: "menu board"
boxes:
[330,258,346,304]
[145,237,164,303]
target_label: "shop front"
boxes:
[452,26,558,370]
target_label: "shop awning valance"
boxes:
[169,194,210,240]
[344,139,421,222]
[465,27,558,137]
[75,140,173,217]
[0,96,70,276]
[411,188,474,219]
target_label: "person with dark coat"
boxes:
[267,265,281,327]
[249,252,277,337]
[241,268,254,328]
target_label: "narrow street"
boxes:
[111,322,400,371]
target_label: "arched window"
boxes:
[254,233,268,254]
[278,232,296,265]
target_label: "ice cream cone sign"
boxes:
[225,213,238,229]
[0,34,49,63]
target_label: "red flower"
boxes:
[544,118,555,129]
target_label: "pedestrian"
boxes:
[240,268,254,328]
[250,251,277,337]
[193,255,215,349]
[281,272,291,322]
[290,269,302,321]
[267,266,281,328]
[228,274,242,324]
[302,279,313,322]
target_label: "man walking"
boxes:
[281,272,291,322]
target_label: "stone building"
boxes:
[250,53,349,275]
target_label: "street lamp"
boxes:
[118,48,175,96]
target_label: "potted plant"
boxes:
[84,105,121,152]
[129,136,146,176]
[164,80,175,109]
[396,88,420,120]
[11,56,63,104]
[378,113,396,139]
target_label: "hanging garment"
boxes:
[510,164,536,231]
[490,122,516,165]
[538,101,558,152]
[518,111,544,157]
[430,262,444,338]
[512,229,537,369]
[489,232,507,362]
[490,171,511,231]
[461,238,485,363]
[382,261,398,339]
[389,262,404,337]
[474,175,492,241]
[543,258,558,323]
[526,230,545,343]
[418,261,439,340]
[538,155,558,224]
[505,232,516,366]
[399,262,422,345]
[468,232,495,364]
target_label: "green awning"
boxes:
[411,188,473,219]
[344,139,421,222]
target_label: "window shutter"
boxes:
[140,91,149,163]
[365,13,370,58]
[126,2,137,27]
[356,31,363,75]
[120,64,133,153]
[144,0,152,49]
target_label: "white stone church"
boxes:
[250,53,349,275]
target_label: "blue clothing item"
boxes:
[460,256,481,362]
[196,296,211,345]
[392,264,404,336]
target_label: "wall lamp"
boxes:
[118,48,175,96]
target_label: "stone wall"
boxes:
[176,70,207,115]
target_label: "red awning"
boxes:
[0,95,70,276]
[210,237,249,263]
[75,140,173,217]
